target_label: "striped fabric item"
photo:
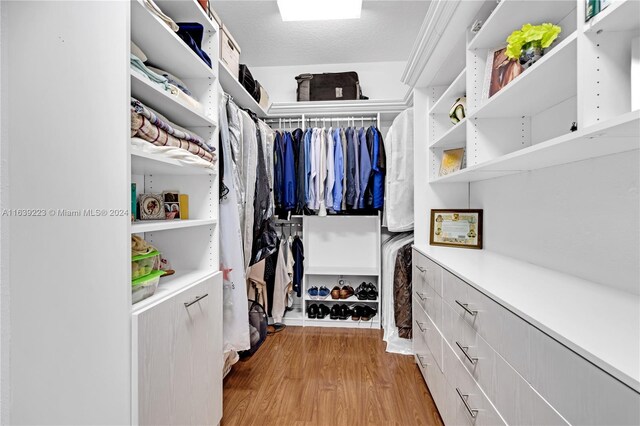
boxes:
[131,109,215,163]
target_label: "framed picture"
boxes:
[439,148,466,176]
[138,194,165,220]
[163,191,180,219]
[484,46,523,99]
[430,209,483,249]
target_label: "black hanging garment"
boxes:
[393,243,413,339]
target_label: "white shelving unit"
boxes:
[131,218,216,233]
[300,215,382,329]
[406,0,640,424]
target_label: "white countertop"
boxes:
[413,244,640,392]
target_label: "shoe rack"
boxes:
[301,215,381,329]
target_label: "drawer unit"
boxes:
[529,327,640,426]
[442,341,506,426]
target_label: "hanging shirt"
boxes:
[345,128,357,208]
[272,239,290,323]
[304,129,312,206]
[354,127,361,209]
[365,127,376,208]
[332,128,344,211]
[358,127,371,209]
[317,129,328,216]
[340,128,348,211]
[273,131,284,210]
[372,127,386,209]
[292,236,304,297]
[294,128,306,213]
[283,131,296,211]
[307,129,318,210]
[324,127,335,212]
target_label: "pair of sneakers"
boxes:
[355,282,378,300]
[308,286,330,300]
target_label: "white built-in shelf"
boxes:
[131,218,216,233]
[430,68,466,115]
[304,316,380,329]
[131,0,215,79]
[304,294,379,303]
[268,98,409,120]
[413,244,640,391]
[306,266,379,276]
[153,0,218,34]
[132,269,217,313]
[130,147,215,176]
[584,0,640,33]
[469,33,577,119]
[130,72,216,128]
[468,0,576,50]
[218,60,269,116]
[430,118,467,149]
[431,109,640,183]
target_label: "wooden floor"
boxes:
[222,327,443,426]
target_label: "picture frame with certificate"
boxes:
[430,209,483,249]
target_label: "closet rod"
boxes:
[305,116,377,121]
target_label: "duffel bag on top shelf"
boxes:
[295,71,368,102]
[239,64,261,103]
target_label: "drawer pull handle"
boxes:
[415,320,427,332]
[456,341,478,365]
[417,355,429,369]
[414,291,430,301]
[456,388,478,419]
[416,265,427,273]
[184,293,209,308]
[455,300,477,316]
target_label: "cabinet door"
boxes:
[133,273,223,426]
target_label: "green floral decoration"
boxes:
[505,23,562,60]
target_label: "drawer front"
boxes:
[442,342,506,426]
[415,301,444,373]
[415,277,443,331]
[421,344,452,425]
[134,275,221,426]
[414,250,443,295]
[413,300,429,377]
[442,270,532,382]
[530,327,640,426]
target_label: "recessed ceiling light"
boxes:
[277,0,363,22]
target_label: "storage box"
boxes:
[259,85,270,110]
[132,270,165,304]
[220,24,241,78]
[132,250,160,280]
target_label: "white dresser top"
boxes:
[414,244,640,392]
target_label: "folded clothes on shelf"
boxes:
[131,53,170,90]
[131,137,215,170]
[131,108,215,163]
[141,0,179,31]
[147,65,194,97]
[131,98,212,151]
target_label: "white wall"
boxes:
[470,150,640,295]
[251,61,410,103]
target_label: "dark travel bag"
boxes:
[239,64,261,103]
[295,71,368,101]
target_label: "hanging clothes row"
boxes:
[272,125,386,217]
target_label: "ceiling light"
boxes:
[277,0,363,22]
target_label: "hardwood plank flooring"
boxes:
[222,327,443,426]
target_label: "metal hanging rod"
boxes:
[263,118,303,123]
[306,116,377,121]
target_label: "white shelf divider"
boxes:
[304,294,379,303]
[130,72,217,128]
[430,118,467,149]
[431,109,639,183]
[584,0,640,33]
[131,0,215,79]
[430,68,466,115]
[218,60,269,116]
[131,218,216,233]
[468,0,576,50]
[469,33,578,119]
[130,147,215,176]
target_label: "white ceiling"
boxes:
[211,0,431,67]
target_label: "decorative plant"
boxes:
[505,23,562,60]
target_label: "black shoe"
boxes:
[329,304,340,320]
[307,304,319,319]
[339,304,352,320]
[361,305,377,321]
[366,282,378,300]
[355,282,369,300]
[317,304,330,319]
[351,305,364,321]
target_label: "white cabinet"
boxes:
[133,272,223,426]
[413,248,640,425]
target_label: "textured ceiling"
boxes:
[211,0,431,66]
